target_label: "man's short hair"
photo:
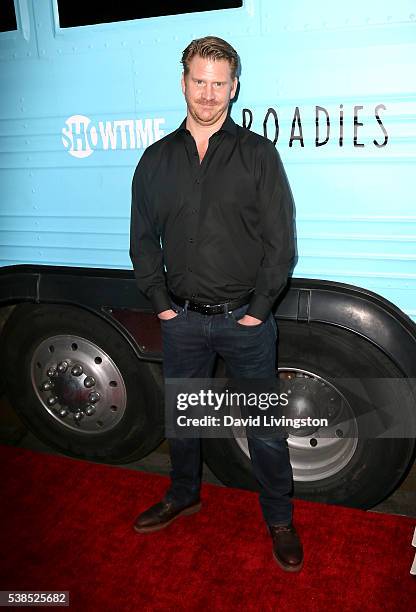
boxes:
[181,36,240,80]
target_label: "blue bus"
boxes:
[1,0,415,509]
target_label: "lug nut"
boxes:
[47,367,57,377]
[59,408,69,417]
[88,391,100,403]
[47,396,59,406]
[85,405,96,416]
[57,361,68,373]
[71,364,83,376]
[41,380,53,391]
[84,376,95,388]
[74,411,84,422]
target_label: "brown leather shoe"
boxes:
[269,523,303,572]
[133,499,202,533]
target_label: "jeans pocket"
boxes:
[161,313,182,324]
[235,319,265,330]
[160,301,185,325]
[231,304,265,330]
[229,304,248,323]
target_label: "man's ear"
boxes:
[230,77,238,100]
[181,72,186,95]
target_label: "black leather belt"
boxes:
[169,291,253,315]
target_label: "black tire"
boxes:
[203,321,416,509]
[1,303,164,463]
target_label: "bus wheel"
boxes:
[1,303,164,463]
[203,322,415,509]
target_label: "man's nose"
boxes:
[205,83,215,100]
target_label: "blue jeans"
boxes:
[160,300,293,526]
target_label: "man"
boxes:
[129,36,302,572]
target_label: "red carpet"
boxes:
[0,445,415,611]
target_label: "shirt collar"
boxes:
[177,113,237,137]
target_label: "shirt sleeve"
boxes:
[129,156,171,315]
[246,140,296,321]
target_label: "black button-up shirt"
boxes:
[129,114,295,321]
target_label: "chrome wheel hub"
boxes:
[234,367,358,482]
[31,335,127,434]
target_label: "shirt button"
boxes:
[195,179,200,184]
[192,208,198,214]
[189,238,194,243]
[188,266,192,272]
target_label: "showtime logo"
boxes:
[61,115,165,158]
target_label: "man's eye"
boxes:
[215,82,223,87]
[196,80,203,85]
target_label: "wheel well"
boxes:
[1,301,155,367]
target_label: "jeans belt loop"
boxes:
[184,299,189,318]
